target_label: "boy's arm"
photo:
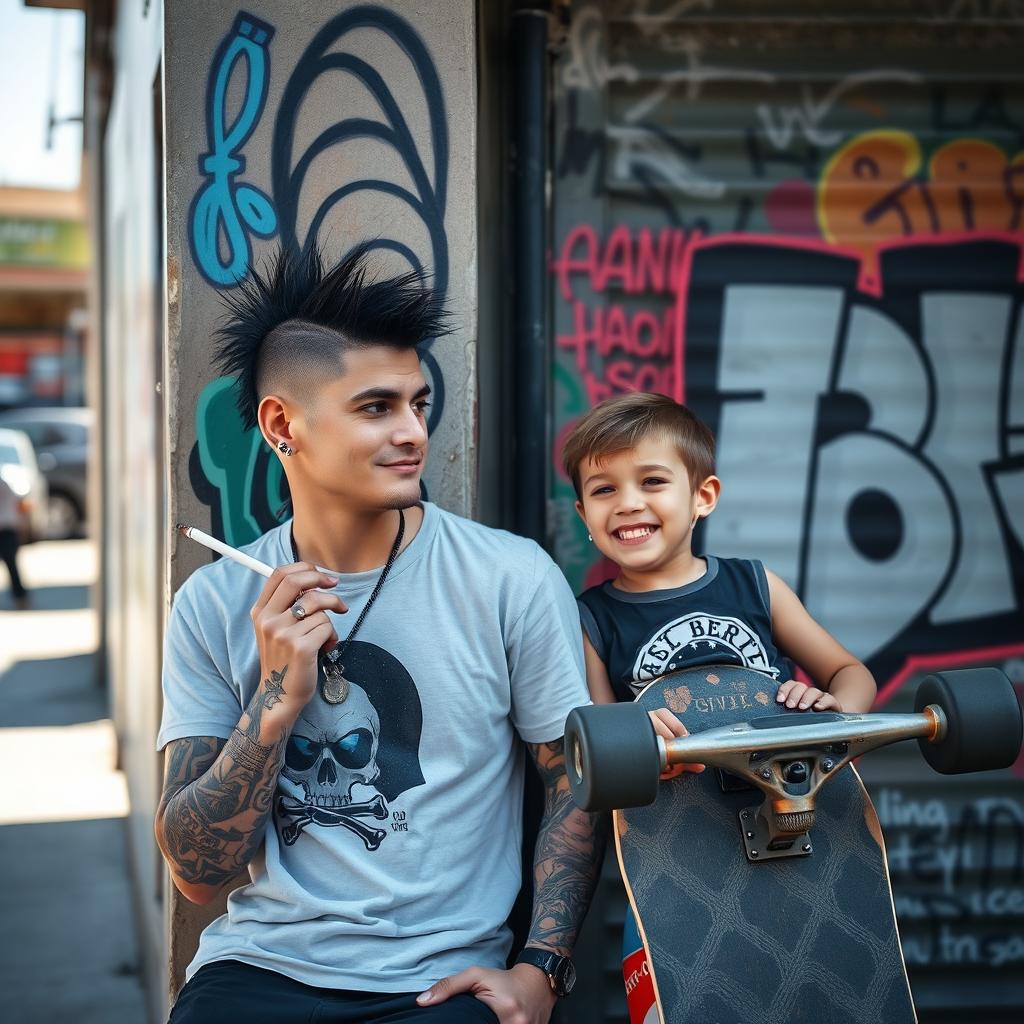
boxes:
[584,634,702,778]
[766,569,876,713]
[583,632,616,704]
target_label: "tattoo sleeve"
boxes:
[526,738,609,956]
[155,667,292,891]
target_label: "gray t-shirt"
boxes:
[158,502,588,992]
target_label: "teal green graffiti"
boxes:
[552,358,595,592]
[196,376,287,546]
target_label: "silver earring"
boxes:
[587,533,593,542]
[277,441,294,456]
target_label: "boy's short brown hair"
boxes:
[562,392,716,498]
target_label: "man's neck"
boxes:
[291,503,424,574]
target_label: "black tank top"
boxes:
[577,556,791,703]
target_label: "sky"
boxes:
[0,0,85,191]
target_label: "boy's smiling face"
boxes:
[576,436,720,585]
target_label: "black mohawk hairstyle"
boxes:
[214,242,449,430]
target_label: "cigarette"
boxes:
[176,523,274,577]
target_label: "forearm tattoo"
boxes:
[156,666,292,889]
[224,729,272,774]
[526,739,609,956]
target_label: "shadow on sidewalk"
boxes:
[0,653,103,728]
[0,584,92,612]
[0,817,146,1023]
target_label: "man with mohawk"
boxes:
[156,245,597,1022]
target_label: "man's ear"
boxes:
[258,394,295,453]
[695,475,721,520]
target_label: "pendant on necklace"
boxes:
[320,658,350,705]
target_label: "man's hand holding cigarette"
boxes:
[177,525,347,715]
[249,563,346,715]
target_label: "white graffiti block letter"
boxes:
[706,285,844,584]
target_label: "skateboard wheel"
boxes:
[915,668,1023,774]
[564,704,660,812]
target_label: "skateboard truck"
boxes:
[565,666,1024,858]
[657,706,946,862]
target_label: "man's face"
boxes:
[292,345,430,511]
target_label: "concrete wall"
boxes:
[99,1,166,1019]
[162,0,477,1004]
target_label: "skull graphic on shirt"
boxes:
[281,681,383,806]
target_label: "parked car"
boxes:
[0,427,49,542]
[0,407,91,539]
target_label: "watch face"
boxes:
[560,959,577,995]
[518,948,576,996]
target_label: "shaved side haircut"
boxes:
[214,244,448,430]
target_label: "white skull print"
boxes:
[280,681,383,806]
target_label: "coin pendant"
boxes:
[321,661,350,704]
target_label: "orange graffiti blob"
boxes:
[818,130,1024,290]
[929,140,1024,233]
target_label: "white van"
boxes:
[0,427,49,542]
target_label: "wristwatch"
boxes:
[515,947,577,997]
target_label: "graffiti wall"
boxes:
[166,0,477,564]
[551,2,1024,1019]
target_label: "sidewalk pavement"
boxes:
[0,539,150,1023]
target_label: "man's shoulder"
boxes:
[430,504,549,567]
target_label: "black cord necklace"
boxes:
[291,509,406,704]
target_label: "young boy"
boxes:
[563,391,876,723]
[562,391,877,1020]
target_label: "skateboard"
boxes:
[565,665,1022,1024]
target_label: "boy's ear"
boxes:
[574,499,589,528]
[695,475,722,520]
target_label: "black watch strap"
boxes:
[515,947,577,997]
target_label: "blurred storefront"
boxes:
[0,189,89,408]
[62,0,1024,1021]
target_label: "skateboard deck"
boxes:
[615,665,916,1024]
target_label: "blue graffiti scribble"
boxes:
[192,5,454,536]
[189,12,278,287]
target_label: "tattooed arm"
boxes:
[525,737,607,956]
[154,668,294,905]
[417,738,606,1021]
[156,560,346,904]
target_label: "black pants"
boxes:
[0,528,25,599]
[169,960,500,1024]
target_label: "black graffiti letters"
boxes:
[880,787,1024,969]
[692,240,1024,683]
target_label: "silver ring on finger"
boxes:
[291,603,307,621]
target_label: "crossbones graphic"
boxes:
[277,793,390,849]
